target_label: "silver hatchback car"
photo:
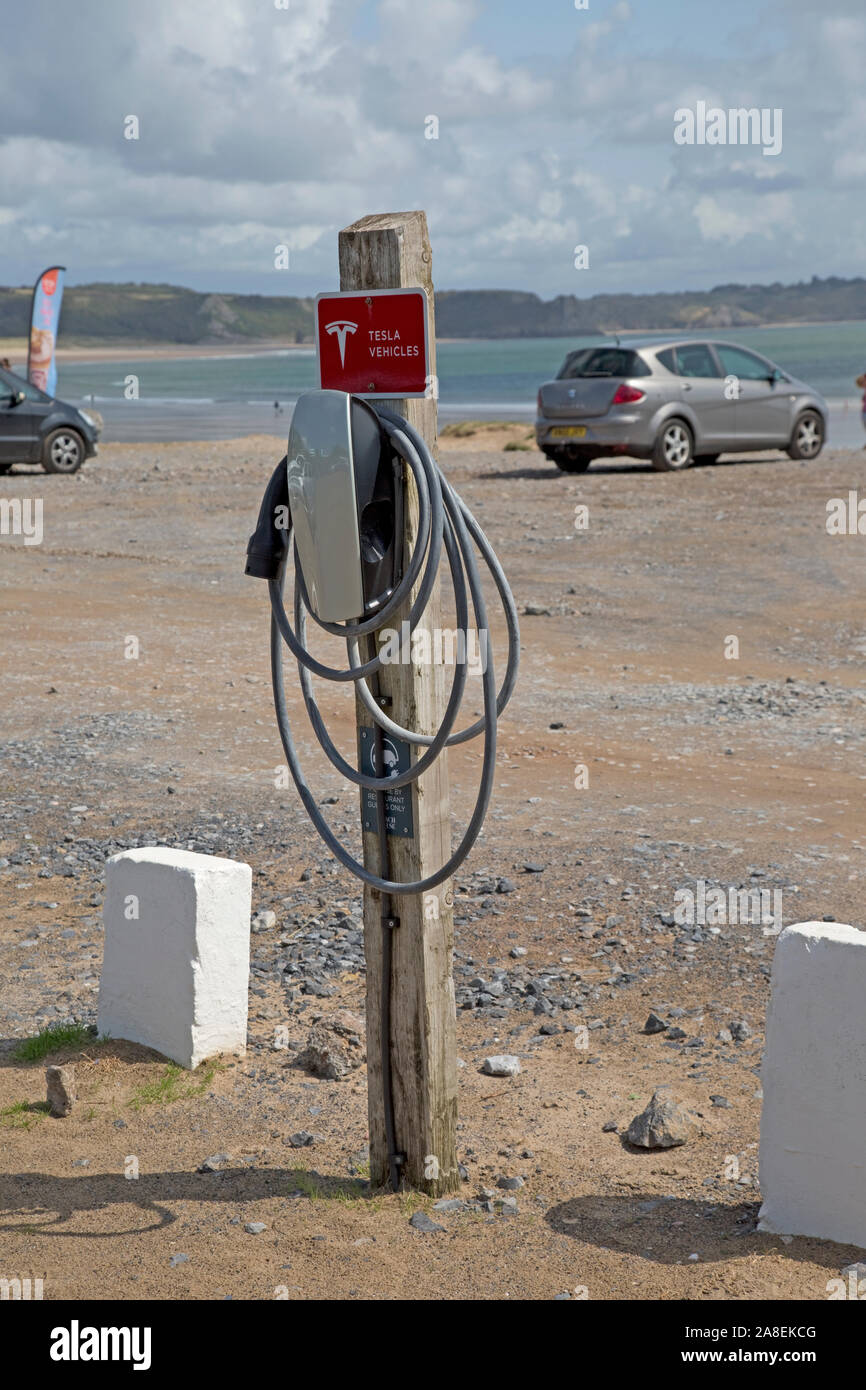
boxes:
[535,339,828,473]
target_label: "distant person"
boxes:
[0,357,11,370]
[857,372,866,447]
[273,400,283,415]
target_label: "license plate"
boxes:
[549,426,587,438]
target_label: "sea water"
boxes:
[53,321,866,448]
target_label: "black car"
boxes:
[0,366,100,474]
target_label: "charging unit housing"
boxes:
[286,390,403,623]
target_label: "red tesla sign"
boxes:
[315,288,430,398]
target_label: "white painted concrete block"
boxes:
[758,920,866,1245]
[97,847,252,1070]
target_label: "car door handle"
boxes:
[682,383,692,391]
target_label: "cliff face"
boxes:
[435,278,863,337]
[0,276,862,344]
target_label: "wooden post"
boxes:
[339,211,458,1196]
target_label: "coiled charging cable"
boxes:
[261,405,520,896]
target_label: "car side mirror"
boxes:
[10,390,25,407]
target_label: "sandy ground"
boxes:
[1,431,865,1302]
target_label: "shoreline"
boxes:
[2,317,865,365]
[0,339,317,363]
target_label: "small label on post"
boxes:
[359,728,414,838]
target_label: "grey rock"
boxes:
[432,1198,465,1212]
[169,1253,190,1267]
[643,1012,668,1034]
[251,910,277,934]
[710,1095,732,1109]
[481,1055,521,1077]
[295,1009,365,1080]
[496,1175,525,1190]
[198,1153,231,1172]
[627,1087,698,1149]
[245,1222,267,1234]
[730,1020,751,1041]
[287,1130,315,1148]
[45,1064,76,1117]
[602,1120,618,1133]
[409,1211,444,1233]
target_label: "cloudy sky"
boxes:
[0,0,863,298]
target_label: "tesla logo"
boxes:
[325,320,358,367]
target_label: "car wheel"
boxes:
[694,453,719,466]
[787,410,824,461]
[652,419,694,471]
[553,448,592,474]
[43,428,85,474]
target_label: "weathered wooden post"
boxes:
[338,212,459,1196]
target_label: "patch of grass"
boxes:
[283,1169,370,1205]
[504,440,532,451]
[284,1170,324,1201]
[441,420,534,440]
[1,1100,50,1130]
[13,1021,96,1062]
[128,1058,221,1111]
[441,420,482,438]
[399,1190,431,1217]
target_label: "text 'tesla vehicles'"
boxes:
[535,338,828,473]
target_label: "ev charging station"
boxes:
[245,212,518,1194]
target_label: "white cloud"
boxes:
[0,0,861,294]
[694,193,794,243]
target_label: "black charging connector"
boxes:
[245,456,289,580]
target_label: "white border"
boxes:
[314,287,431,398]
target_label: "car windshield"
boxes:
[0,367,49,402]
[558,348,650,379]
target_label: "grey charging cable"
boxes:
[265,406,519,896]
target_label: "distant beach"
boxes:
[4,320,866,447]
